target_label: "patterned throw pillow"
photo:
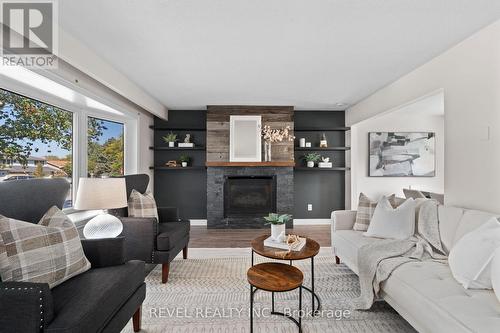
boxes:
[128,189,159,220]
[0,206,91,288]
[353,193,399,231]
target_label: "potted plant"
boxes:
[179,154,190,167]
[303,152,321,168]
[264,213,292,241]
[162,132,177,147]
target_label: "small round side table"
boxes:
[247,263,303,333]
[251,235,321,314]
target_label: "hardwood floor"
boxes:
[189,225,331,248]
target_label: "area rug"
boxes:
[123,249,415,332]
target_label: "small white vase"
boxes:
[168,141,175,147]
[307,161,315,168]
[271,223,286,241]
[181,162,188,167]
[299,138,306,147]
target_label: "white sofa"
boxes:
[331,205,500,333]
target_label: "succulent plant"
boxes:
[302,152,321,162]
[162,132,177,143]
[179,154,190,163]
[263,213,292,225]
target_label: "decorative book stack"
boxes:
[318,162,332,168]
[178,142,194,148]
[263,236,306,251]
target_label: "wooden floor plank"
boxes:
[189,225,331,248]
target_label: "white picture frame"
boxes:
[229,115,262,162]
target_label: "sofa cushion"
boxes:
[332,230,379,273]
[128,189,159,220]
[46,260,144,333]
[0,207,90,288]
[437,206,464,254]
[381,261,500,333]
[157,222,190,251]
[448,217,500,289]
[453,209,498,246]
[365,197,415,240]
[353,193,397,231]
[492,248,500,304]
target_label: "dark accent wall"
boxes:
[153,110,207,219]
[152,109,347,221]
[293,111,347,218]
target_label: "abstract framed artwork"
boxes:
[369,132,435,177]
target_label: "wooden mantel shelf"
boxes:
[206,161,295,167]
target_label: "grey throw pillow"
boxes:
[0,206,91,288]
[128,189,159,220]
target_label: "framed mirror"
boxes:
[229,115,262,162]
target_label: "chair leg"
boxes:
[183,246,188,259]
[162,263,170,283]
[335,256,341,264]
[133,306,141,332]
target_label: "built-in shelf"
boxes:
[206,161,295,167]
[149,125,206,131]
[149,146,206,151]
[295,147,350,151]
[294,127,350,132]
[294,167,350,171]
[150,166,206,171]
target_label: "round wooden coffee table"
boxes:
[247,263,303,332]
[251,235,321,314]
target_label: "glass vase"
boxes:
[264,141,272,161]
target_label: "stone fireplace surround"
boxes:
[207,166,293,228]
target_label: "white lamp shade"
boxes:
[75,178,127,210]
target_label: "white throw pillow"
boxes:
[492,248,500,303]
[364,197,415,240]
[448,217,500,289]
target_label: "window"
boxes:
[87,117,124,178]
[0,88,74,207]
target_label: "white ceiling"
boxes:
[59,0,500,110]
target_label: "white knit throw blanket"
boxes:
[352,200,448,310]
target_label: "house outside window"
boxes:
[0,88,74,206]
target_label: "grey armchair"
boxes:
[116,174,190,283]
[0,178,145,333]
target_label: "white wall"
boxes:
[137,112,154,190]
[347,19,500,213]
[350,94,444,207]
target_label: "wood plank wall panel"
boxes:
[206,105,294,162]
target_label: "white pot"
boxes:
[271,223,286,241]
[168,141,175,147]
[307,161,315,168]
[181,162,188,167]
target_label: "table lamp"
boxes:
[75,178,127,239]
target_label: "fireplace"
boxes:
[224,176,277,218]
[207,166,293,228]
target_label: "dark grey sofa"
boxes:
[116,174,190,283]
[0,178,145,333]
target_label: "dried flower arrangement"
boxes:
[261,125,295,143]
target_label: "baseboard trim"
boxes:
[189,219,331,226]
[293,218,331,225]
[190,219,207,226]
